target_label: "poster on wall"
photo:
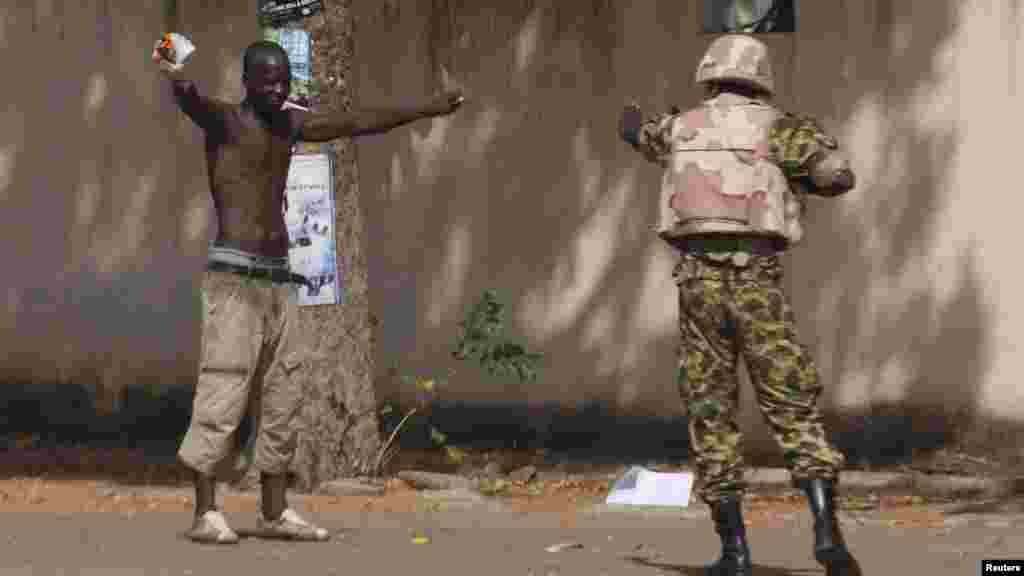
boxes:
[703,0,796,33]
[262,28,313,108]
[284,152,342,307]
[258,0,323,26]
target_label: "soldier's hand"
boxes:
[425,89,466,117]
[620,102,643,144]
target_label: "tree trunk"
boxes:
[284,1,381,491]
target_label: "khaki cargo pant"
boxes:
[674,252,846,504]
[178,270,304,478]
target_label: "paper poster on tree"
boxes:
[284,153,342,307]
[262,28,313,108]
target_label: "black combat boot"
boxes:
[797,478,863,576]
[706,498,752,576]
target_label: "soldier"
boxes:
[620,35,861,576]
[153,38,463,544]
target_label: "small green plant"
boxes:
[452,289,543,382]
[373,371,455,475]
[372,290,543,476]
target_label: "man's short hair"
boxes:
[243,41,290,76]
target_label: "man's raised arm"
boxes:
[152,39,220,132]
[168,80,223,132]
[298,90,464,143]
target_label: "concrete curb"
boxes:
[746,468,1020,497]
[583,504,710,519]
[100,468,1020,506]
[579,469,1013,520]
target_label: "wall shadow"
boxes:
[0,380,193,485]
[355,0,706,414]
[781,0,996,463]
[0,2,259,482]
[380,400,691,464]
[352,0,1005,469]
[0,1,251,400]
[0,0,1014,482]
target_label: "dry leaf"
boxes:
[545,542,584,553]
[444,446,467,465]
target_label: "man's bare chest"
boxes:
[213,113,293,181]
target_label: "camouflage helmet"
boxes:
[695,34,774,96]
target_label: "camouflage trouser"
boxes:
[673,251,845,504]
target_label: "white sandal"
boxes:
[257,508,330,541]
[186,509,240,544]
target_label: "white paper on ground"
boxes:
[605,466,694,507]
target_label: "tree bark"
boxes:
[284,1,381,491]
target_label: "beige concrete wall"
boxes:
[3,0,1022,439]
[0,2,258,406]
[351,0,1024,429]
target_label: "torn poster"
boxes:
[284,153,342,307]
[258,0,323,26]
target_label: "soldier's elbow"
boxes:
[810,153,856,196]
[830,169,856,194]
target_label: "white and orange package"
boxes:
[151,32,195,68]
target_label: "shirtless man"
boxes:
[153,39,464,543]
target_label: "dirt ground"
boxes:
[1,446,1022,575]
[0,458,962,532]
[0,479,1020,576]
[0,477,961,529]
[0,443,1014,523]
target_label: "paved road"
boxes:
[1,507,1021,575]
